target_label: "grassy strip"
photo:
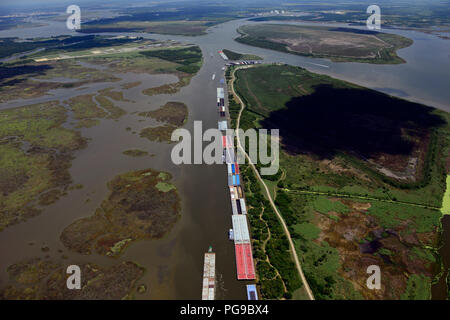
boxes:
[222,49,262,61]
[441,175,450,215]
[122,149,148,157]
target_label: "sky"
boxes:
[0,0,447,14]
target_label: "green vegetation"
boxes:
[230,63,449,299]
[377,248,394,256]
[77,5,251,36]
[95,95,126,120]
[139,101,188,126]
[240,163,304,299]
[0,35,139,59]
[235,24,413,64]
[410,247,436,264]
[122,81,141,90]
[0,38,201,104]
[139,101,188,143]
[140,46,202,96]
[447,272,450,298]
[122,149,149,157]
[140,125,176,143]
[140,46,202,74]
[80,21,213,36]
[298,238,354,300]
[67,94,107,128]
[312,197,350,215]
[0,59,119,103]
[222,49,262,61]
[234,64,448,206]
[367,202,441,233]
[0,101,86,231]
[293,223,320,241]
[1,258,144,299]
[156,182,177,193]
[401,274,432,300]
[60,169,181,256]
[441,175,450,215]
[98,87,130,102]
[65,91,126,127]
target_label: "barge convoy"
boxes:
[202,246,216,300]
[217,76,256,282]
[200,62,258,300]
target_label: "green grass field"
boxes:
[230,63,449,299]
[79,21,214,36]
[222,49,263,61]
[441,175,450,215]
[0,101,86,231]
[235,24,413,64]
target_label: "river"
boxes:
[0,17,448,300]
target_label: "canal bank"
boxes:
[432,175,450,299]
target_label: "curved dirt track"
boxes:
[230,65,315,300]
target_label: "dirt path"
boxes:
[258,207,287,289]
[242,75,264,111]
[285,188,440,210]
[230,65,315,300]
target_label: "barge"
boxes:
[235,243,255,280]
[201,246,216,300]
[246,284,258,300]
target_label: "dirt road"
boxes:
[230,65,315,300]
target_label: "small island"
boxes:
[60,168,181,256]
[222,49,263,61]
[122,149,149,157]
[139,101,188,143]
[235,24,413,64]
[1,258,144,299]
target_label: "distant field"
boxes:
[0,17,47,31]
[76,4,253,36]
[222,49,263,61]
[0,35,140,60]
[140,46,203,74]
[230,64,449,300]
[79,21,213,36]
[248,2,450,31]
[235,24,413,64]
[0,36,202,103]
[0,37,202,231]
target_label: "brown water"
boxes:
[0,17,449,300]
[0,50,248,299]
